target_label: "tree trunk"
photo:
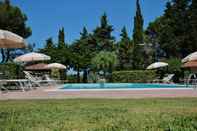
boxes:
[5,49,10,62]
[103,69,106,78]
[64,69,67,80]
[77,66,80,83]
[83,69,88,83]
[108,67,113,82]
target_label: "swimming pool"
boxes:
[62,83,191,90]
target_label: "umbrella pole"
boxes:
[0,49,5,63]
[5,49,10,62]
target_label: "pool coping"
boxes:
[1,86,197,100]
[46,83,194,92]
[46,87,195,92]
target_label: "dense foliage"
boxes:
[146,0,197,58]
[92,13,115,52]
[117,27,133,70]
[165,58,182,73]
[112,70,156,83]
[39,28,71,80]
[0,0,32,63]
[0,62,23,79]
[91,51,117,81]
[165,58,183,83]
[70,27,92,82]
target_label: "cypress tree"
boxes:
[58,27,66,49]
[132,0,144,69]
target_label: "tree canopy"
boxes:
[0,0,31,38]
[117,26,133,70]
[91,51,118,77]
[146,0,195,58]
[92,13,115,52]
[0,0,32,63]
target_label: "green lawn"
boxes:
[0,99,197,131]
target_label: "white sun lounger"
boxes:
[23,71,59,87]
[152,74,175,83]
[162,74,175,83]
[0,79,31,91]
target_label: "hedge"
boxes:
[67,75,83,83]
[112,70,156,83]
[0,63,23,79]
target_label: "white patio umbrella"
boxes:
[14,52,51,62]
[45,63,66,70]
[0,29,26,48]
[147,62,168,70]
[182,51,197,63]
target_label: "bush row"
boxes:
[67,75,83,83]
[0,63,23,79]
[112,70,156,83]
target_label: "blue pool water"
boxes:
[62,83,190,90]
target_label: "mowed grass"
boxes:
[0,99,197,131]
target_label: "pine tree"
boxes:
[118,26,133,70]
[4,0,10,7]
[93,13,115,52]
[159,0,191,57]
[0,0,32,62]
[71,27,91,83]
[0,0,31,38]
[39,37,56,62]
[190,0,197,52]
[80,27,88,40]
[132,0,144,69]
[45,37,55,49]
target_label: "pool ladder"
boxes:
[186,78,197,89]
[192,79,197,89]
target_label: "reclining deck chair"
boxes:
[24,71,58,87]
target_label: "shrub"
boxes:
[0,63,23,79]
[165,58,182,73]
[67,75,83,83]
[112,70,156,83]
[91,51,118,71]
[165,58,183,83]
[51,69,60,79]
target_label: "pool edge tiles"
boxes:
[46,87,194,92]
[61,83,192,90]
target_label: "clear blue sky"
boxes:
[11,0,166,49]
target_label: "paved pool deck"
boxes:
[1,86,197,100]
